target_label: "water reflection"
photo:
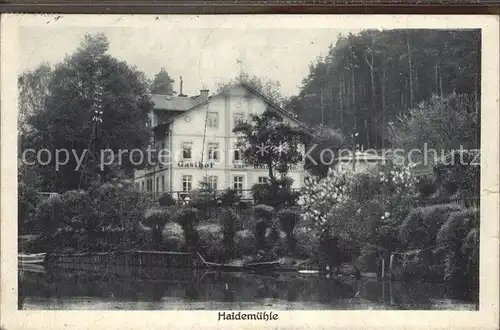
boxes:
[18,263,478,310]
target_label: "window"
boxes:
[207,176,218,191]
[161,176,165,192]
[156,177,159,192]
[258,176,268,184]
[207,112,219,128]
[182,142,192,159]
[147,179,153,192]
[208,143,219,161]
[233,112,244,128]
[182,175,193,192]
[232,175,244,192]
[233,145,242,162]
[135,183,140,190]
[141,181,144,191]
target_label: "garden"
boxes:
[19,148,479,300]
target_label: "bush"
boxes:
[351,172,383,203]
[399,203,464,249]
[89,183,152,231]
[197,223,224,262]
[253,204,275,250]
[162,221,185,249]
[18,164,40,234]
[437,208,479,289]
[143,208,171,249]
[294,227,320,260]
[251,177,299,208]
[253,204,275,221]
[33,193,65,235]
[265,224,287,259]
[234,229,256,257]
[357,245,384,273]
[173,207,200,250]
[158,193,176,207]
[60,190,92,232]
[277,208,301,254]
[189,189,218,211]
[437,208,478,246]
[416,175,437,198]
[217,188,241,207]
[221,209,239,260]
[433,150,480,199]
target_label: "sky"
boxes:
[19,26,361,98]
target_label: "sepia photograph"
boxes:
[2,13,499,329]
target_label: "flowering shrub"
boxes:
[299,164,417,262]
[298,170,352,234]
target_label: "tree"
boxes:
[217,72,287,107]
[387,93,479,153]
[18,162,41,235]
[286,29,480,150]
[304,124,344,178]
[18,63,54,136]
[150,67,175,95]
[233,109,307,183]
[23,33,153,191]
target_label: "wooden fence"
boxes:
[48,250,199,269]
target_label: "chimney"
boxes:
[179,76,187,97]
[200,89,209,100]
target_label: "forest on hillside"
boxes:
[285,29,481,150]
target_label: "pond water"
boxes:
[18,264,478,310]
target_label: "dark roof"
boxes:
[150,94,205,111]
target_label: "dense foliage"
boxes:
[18,163,41,235]
[388,93,479,152]
[251,177,299,209]
[28,182,152,253]
[299,164,417,269]
[286,30,480,150]
[21,33,153,191]
[217,72,287,107]
[150,67,175,95]
[233,110,308,182]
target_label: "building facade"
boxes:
[134,83,306,199]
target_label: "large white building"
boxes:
[134,83,306,199]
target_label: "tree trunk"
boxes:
[329,85,333,126]
[435,56,439,94]
[364,40,377,150]
[339,73,344,134]
[349,38,356,134]
[267,161,276,183]
[474,74,479,115]
[406,31,414,108]
[381,61,386,149]
[320,84,324,125]
[439,75,443,96]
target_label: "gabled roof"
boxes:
[237,82,304,126]
[150,94,205,111]
[153,82,308,129]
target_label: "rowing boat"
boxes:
[18,253,46,264]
